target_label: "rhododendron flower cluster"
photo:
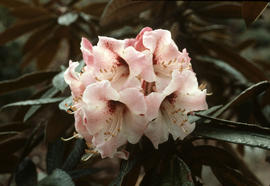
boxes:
[64,27,208,159]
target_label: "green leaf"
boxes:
[58,12,78,26]
[160,156,194,186]
[0,155,19,173]
[212,165,261,186]
[67,168,101,179]
[0,15,54,45]
[38,169,75,186]
[62,139,86,171]
[21,26,60,68]
[242,2,269,26]
[0,122,28,132]
[58,96,72,112]
[10,6,50,19]
[100,0,153,26]
[212,81,270,118]
[0,131,20,136]
[121,164,141,186]
[0,0,28,8]
[15,158,38,186]
[0,134,26,155]
[75,60,85,73]
[188,105,223,123]
[22,23,55,55]
[193,115,270,150]
[45,108,73,143]
[202,39,268,82]
[186,145,262,186]
[197,2,242,19]
[46,139,65,174]
[24,87,59,122]
[53,71,68,92]
[35,36,62,70]
[195,56,249,86]
[109,157,138,186]
[0,70,58,96]
[1,97,66,110]
[78,1,107,17]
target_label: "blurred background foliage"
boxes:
[0,0,270,186]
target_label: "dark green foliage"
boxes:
[38,169,75,186]
[0,0,269,186]
[15,158,38,186]
[159,156,194,186]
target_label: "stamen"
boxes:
[80,67,86,75]
[95,77,101,81]
[67,105,77,114]
[61,133,81,141]
[182,126,188,133]
[81,153,95,161]
[199,82,207,90]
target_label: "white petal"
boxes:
[82,80,120,105]
[144,112,169,149]
[145,92,165,121]
[122,110,148,144]
[119,88,146,115]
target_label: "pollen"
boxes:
[199,82,207,90]
[67,105,77,114]
[95,77,101,81]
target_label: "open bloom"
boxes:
[64,27,207,159]
[64,36,151,159]
[132,27,208,148]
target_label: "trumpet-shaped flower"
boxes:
[64,27,207,159]
[133,27,208,148]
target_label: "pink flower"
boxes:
[133,28,208,148]
[64,27,207,159]
[64,36,151,159]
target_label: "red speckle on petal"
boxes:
[116,56,127,66]
[84,117,87,124]
[167,93,177,104]
[153,55,158,65]
[107,101,117,113]
[104,41,113,51]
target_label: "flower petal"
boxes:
[74,111,92,142]
[171,70,208,112]
[122,110,148,144]
[83,80,120,105]
[93,132,126,158]
[81,37,94,66]
[161,100,195,140]
[142,29,172,54]
[119,88,146,115]
[123,46,156,82]
[64,61,84,97]
[92,108,127,158]
[134,27,153,51]
[97,36,125,55]
[145,92,165,121]
[144,112,169,149]
[82,81,120,135]
[80,66,95,87]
